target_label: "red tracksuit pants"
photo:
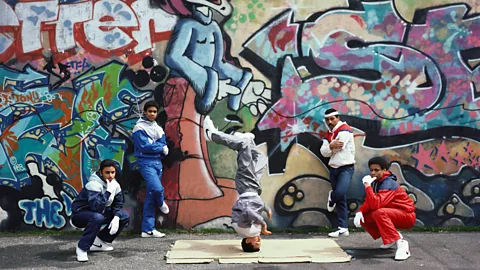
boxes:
[362,208,416,244]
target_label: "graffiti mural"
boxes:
[0,0,479,231]
[0,0,176,63]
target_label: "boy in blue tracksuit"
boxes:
[71,159,129,262]
[132,100,169,238]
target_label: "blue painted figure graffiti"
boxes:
[157,0,271,228]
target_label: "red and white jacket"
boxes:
[359,171,416,214]
[320,121,355,168]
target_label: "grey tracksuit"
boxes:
[211,132,267,195]
[211,131,270,236]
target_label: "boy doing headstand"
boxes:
[203,116,272,252]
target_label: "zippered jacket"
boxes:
[71,172,124,216]
[359,171,415,214]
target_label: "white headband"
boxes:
[325,111,339,117]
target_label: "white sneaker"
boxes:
[233,132,255,140]
[76,246,88,262]
[90,236,114,252]
[141,229,166,238]
[380,241,396,249]
[159,202,170,214]
[328,227,349,238]
[395,239,411,260]
[380,232,402,249]
[203,116,217,141]
[327,190,336,212]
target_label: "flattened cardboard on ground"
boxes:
[218,258,259,264]
[166,238,351,264]
[166,258,215,264]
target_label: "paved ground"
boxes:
[0,232,478,270]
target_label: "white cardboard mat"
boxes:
[166,238,351,264]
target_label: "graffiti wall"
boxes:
[0,0,479,231]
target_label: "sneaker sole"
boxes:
[141,234,165,238]
[380,243,395,249]
[328,232,349,238]
[395,253,411,260]
[90,247,114,252]
[205,129,212,141]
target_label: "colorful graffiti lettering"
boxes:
[0,0,177,63]
[18,192,73,229]
[243,2,480,150]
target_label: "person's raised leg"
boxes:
[204,116,251,150]
[251,143,267,183]
[328,166,353,237]
[204,116,261,194]
[154,162,169,214]
[333,166,354,229]
[138,161,164,237]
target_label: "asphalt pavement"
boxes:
[0,232,478,270]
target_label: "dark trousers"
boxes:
[71,210,129,251]
[329,164,354,228]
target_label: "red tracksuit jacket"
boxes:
[359,171,415,214]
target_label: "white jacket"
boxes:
[320,121,356,168]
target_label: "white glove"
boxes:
[108,216,120,235]
[163,145,169,156]
[106,179,116,193]
[106,180,120,207]
[362,175,377,185]
[354,212,364,228]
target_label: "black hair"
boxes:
[143,100,159,112]
[368,156,388,170]
[241,238,260,253]
[99,159,117,171]
[324,108,339,118]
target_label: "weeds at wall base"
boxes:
[0,226,478,237]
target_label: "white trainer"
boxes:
[380,241,396,249]
[328,227,349,238]
[203,116,217,141]
[141,229,166,238]
[76,246,88,262]
[395,239,411,260]
[160,202,170,214]
[327,190,336,212]
[233,132,255,140]
[90,236,114,252]
[380,232,403,249]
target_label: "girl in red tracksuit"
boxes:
[354,157,416,260]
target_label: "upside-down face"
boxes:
[246,235,261,249]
